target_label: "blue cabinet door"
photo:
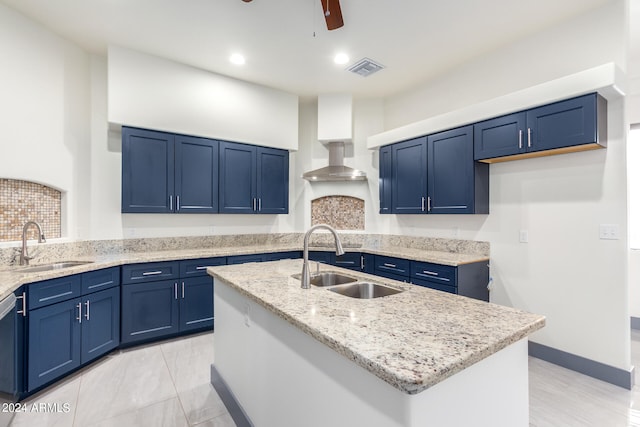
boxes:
[121,280,179,345]
[391,137,427,214]
[122,127,175,213]
[526,93,598,153]
[179,276,214,333]
[256,147,289,214]
[28,298,81,391]
[379,145,392,214]
[474,113,526,160]
[219,141,257,213]
[334,252,362,271]
[81,287,120,364]
[175,135,219,213]
[428,125,484,214]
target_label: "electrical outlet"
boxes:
[599,224,620,240]
[519,230,529,243]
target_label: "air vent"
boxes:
[347,58,384,77]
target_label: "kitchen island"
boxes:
[207,259,545,427]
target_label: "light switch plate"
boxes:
[599,224,620,240]
[519,230,529,243]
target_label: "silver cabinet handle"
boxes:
[519,129,523,149]
[76,302,82,324]
[527,128,532,148]
[176,195,180,212]
[174,283,178,300]
[421,197,425,212]
[85,300,90,320]
[383,263,397,268]
[170,195,173,211]
[195,266,207,270]
[16,292,26,317]
[422,270,439,276]
[258,198,261,212]
[142,270,163,276]
[252,198,257,211]
[360,255,364,270]
[427,196,432,212]
[182,282,185,299]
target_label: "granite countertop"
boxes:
[0,242,489,301]
[208,259,545,395]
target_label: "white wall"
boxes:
[375,0,630,371]
[108,45,299,151]
[0,3,90,241]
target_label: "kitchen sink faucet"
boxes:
[301,224,344,289]
[20,221,46,266]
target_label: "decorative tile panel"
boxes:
[311,196,364,230]
[0,179,61,242]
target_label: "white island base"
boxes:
[211,279,530,427]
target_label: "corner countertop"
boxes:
[0,242,489,302]
[207,259,545,395]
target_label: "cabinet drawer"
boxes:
[227,254,264,265]
[412,278,457,294]
[29,275,82,310]
[263,251,302,261]
[410,261,456,285]
[334,253,362,269]
[121,262,179,285]
[374,256,410,277]
[308,251,333,264]
[179,258,226,278]
[81,267,120,295]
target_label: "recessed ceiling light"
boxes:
[334,53,349,65]
[230,53,245,65]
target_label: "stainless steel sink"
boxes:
[327,282,403,299]
[291,271,358,287]
[19,261,94,273]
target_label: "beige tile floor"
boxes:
[7,330,640,426]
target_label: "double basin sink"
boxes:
[292,271,403,299]
[18,260,94,273]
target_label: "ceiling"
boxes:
[1,0,617,98]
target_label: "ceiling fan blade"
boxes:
[321,0,344,31]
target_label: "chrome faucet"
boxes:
[20,221,46,266]
[301,224,344,289]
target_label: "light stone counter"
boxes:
[0,236,489,301]
[207,259,544,395]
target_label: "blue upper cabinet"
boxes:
[428,125,488,214]
[391,137,428,214]
[256,147,289,214]
[122,127,219,213]
[219,141,289,214]
[122,127,175,213]
[474,93,606,162]
[378,145,392,214]
[219,141,256,213]
[174,135,219,213]
[383,128,488,215]
[474,112,527,160]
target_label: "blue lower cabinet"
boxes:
[179,276,214,332]
[263,251,302,261]
[81,287,120,364]
[121,280,180,345]
[308,251,333,264]
[28,298,81,391]
[334,253,362,271]
[411,278,457,294]
[227,254,265,264]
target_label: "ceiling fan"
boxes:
[241,0,344,31]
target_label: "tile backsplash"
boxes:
[0,178,61,242]
[311,195,364,230]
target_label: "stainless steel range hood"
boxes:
[302,141,367,181]
[303,94,367,182]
